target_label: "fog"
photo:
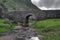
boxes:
[31,0,60,10]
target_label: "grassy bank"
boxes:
[33,19,60,40]
[0,19,17,32]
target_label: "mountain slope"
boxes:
[0,0,41,11]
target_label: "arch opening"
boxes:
[23,14,36,27]
[25,15,32,24]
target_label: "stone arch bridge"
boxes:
[1,10,60,25]
[3,10,47,24]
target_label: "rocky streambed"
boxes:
[0,26,42,40]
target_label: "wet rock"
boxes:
[0,26,43,40]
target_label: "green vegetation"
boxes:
[0,19,17,32]
[33,19,60,40]
[0,19,60,40]
[0,0,60,40]
[35,19,60,32]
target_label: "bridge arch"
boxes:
[24,13,37,26]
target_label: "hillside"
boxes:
[0,0,40,11]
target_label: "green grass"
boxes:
[34,19,60,32]
[33,19,60,40]
[0,18,17,32]
[0,19,60,40]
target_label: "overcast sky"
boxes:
[31,0,60,10]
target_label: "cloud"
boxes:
[31,0,60,10]
[31,0,40,5]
